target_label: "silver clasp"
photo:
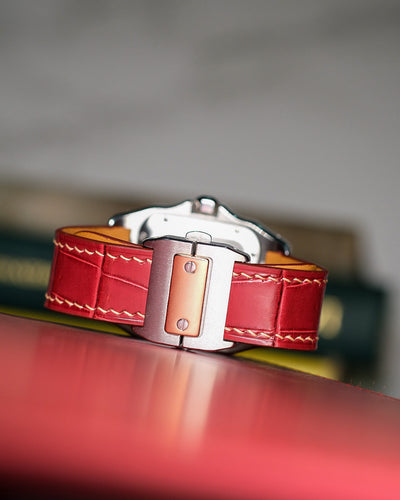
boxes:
[109,196,290,263]
[132,235,248,351]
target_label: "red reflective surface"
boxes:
[0,313,400,499]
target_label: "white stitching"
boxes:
[224,326,318,343]
[224,327,274,340]
[45,292,145,320]
[232,272,327,286]
[46,292,318,343]
[275,333,318,343]
[54,239,152,264]
[55,240,325,284]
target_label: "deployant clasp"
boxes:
[132,235,248,351]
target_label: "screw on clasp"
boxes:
[130,235,248,351]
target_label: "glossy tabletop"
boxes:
[0,313,400,499]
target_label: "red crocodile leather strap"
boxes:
[45,226,328,351]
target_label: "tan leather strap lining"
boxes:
[62,226,322,271]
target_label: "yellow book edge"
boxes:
[0,305,342,380]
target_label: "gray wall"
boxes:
[1,1,400,394]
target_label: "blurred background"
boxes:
[0,1,399,395]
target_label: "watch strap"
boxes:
[45,226,327,350]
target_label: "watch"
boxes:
[45,196,327,352]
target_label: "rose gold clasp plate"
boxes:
[132,236,248,351]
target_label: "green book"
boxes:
[0,230,53,310]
